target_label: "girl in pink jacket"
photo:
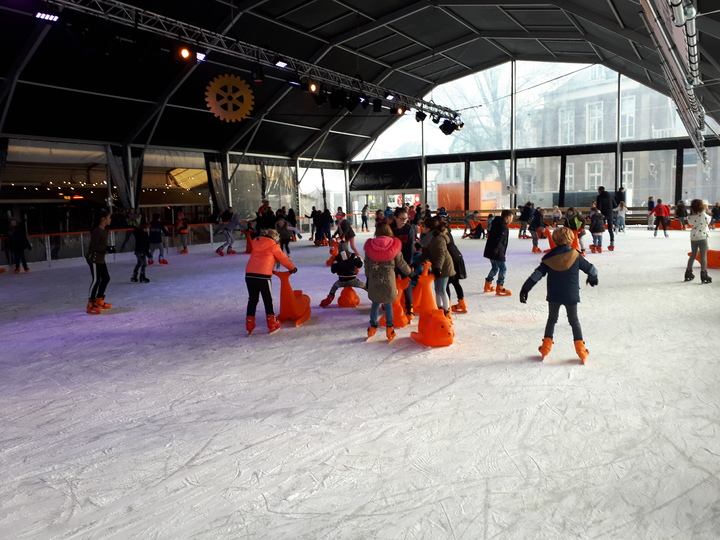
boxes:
[245,229,297,334]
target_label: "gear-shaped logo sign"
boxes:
[205,74,255,122]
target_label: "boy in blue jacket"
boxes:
[519,227,598,363]
[319,242,366,307]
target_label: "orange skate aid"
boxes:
[380,276,410,328]
[273,271,312,327]
[338,287,361,308]
[689,249,720,268]
[326,238,341,266]
[242,230,254,254]
[411,308,454,347]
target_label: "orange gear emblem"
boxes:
[205,74,254,122]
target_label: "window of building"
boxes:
[590,64,606,80]
[586,161,602,190]
[620,96,635,139]
[565,162,575,190]
[587,102,603,142]
[559,108,575,145]
[622,158,634,189]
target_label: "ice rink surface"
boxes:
[2,227,719,539]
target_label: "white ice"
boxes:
[1,227,719,539]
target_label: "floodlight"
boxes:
[252,63,264,83]
[346,94,361,112]
[35,12,59,22]
[179,47,192,60]
[440,119,458,135]
[274,56,288,68]
[195,52,206,62]
[415,110,427,122]
[431,115,440,124]
[329,89,348,108]
[385,92,395,101]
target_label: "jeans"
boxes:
[545,302,583,341]
[361,215,368,230]
[592,234,603,247]
[370,301,393,327]
[133,253,147,275]
[434,276,450,310]
[615,216,625,232]
[219,229,235,250]
[486,260,507,285]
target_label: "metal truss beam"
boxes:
[46,0,461,121]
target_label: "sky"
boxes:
[2,225,720,539]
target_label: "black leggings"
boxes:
[544,302,582,341]
[246,276,274,317]
[280,238,291,254]
[446,275,464,300]
[88,261,110,301]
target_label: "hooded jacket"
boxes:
[521,244,598,304]
[331,246,363,280]
[363,236,413,303]
[596,190,616,216]
[245,236,296,278]
[484,216,509,261]
[415,229,455,278]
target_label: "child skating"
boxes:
[589,210,605,253]
[319,241,367,307]
[519,227,598,363]
[685,199,712,284]
[483,209,513,296]
[245,229,298,335]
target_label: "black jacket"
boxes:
[331,250,363,280]
[521,244,598,304]
[484,216,509,261]
[8,225,31,252]
[133,228,151,255]
[519,205,534,222]
[596,190,616,216]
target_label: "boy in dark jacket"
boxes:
[483,209,514,296]
[319,242,366,307]
[148,213,170,264]
[7,218,31,273]
[131,221,151,283]
[519,227,598,363]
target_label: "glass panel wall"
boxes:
[516,156,561,208]
[620,76,685,140]
[427,163,465,212]
[517,63,617,148]
[565,153,616,206]
[469,160,511,210]
[621,149,675,207]
[682,146,720,204]
[323,169,347,221]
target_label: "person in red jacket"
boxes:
[245,229,297,334]
[650,198,671,237]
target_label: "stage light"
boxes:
[431,115,440,124]
[329,89,348,108]
[440,119,458,135]
[287,75,301,86]
[456,120,464,131]
[346,94,361,112]
[195,52,206,62]
[312,89,328,106]
[359,96,369,109]
[274,56,288,68]
[415,110,427,122]
[252,63,264,83]
[301,80,319,93]
[35,12,59,22]
[385,92,395,101]
[179,47,192,60]
[372,98,382,112]
[390,106,405,116]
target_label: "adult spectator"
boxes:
[596,186,617,249]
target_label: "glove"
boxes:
[519,290,528,303]
[290,267,298,274]
[106,245,117,254]
[586,275,598,287]
[297,234,302,239]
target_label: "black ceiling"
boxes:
[1,0,719,163]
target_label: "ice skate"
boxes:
[608,244,614,251]
[93,297,112,310]
[496,285,512,296]
[159,258,169,265]
[532,245,542,254]
[405,311,415,321]
[596,246,602,253]
[451,298,467,313]
[13,267,20,274]
[131,274,138,283]
[701,271,712,284]
[483,280,495,293]
[148,259,154,265]
[319,294,334,308]
[227,249,237,255]
[664,232,669,238]
[24,266,29,273]
[574,340,589,364]
[684,268,695,282]
[246,316,256,335]
[86,300,101,314]
[139,274,150,283]
[589,245,596,253]
[367,326,377,339]
[266,314,281,333]
[215,248,224,257]
[538,337,553,360]
[180,248,188,254]
[386,326,396,343]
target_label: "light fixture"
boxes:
[273,55,288,68]
[35,12,59,22]
[287,76,301,87]
[415,110,427,122]
[384,92,395,101]
[346,94,361,112]
[312,87,328,106]
[301,80,319,93]
[390,106,405,115]
[329,89,348,108]
[252,63,264,83]
[372,98,382,112]
[431,115,440,124]
[195,52,206,62]
[440,119,458,135]
[179,47,192,60]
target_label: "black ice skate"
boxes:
[684,269,695,282]
[701,271,712,284]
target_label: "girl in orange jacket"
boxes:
[245,229,297,334]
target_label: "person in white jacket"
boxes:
[685,199,712,284]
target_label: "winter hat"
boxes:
[552,227,574,246]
